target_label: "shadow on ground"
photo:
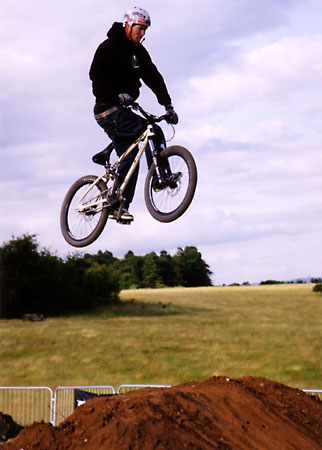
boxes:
[87,299,210,318]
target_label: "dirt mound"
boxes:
[0,412,23,443]
[2,376,322,449]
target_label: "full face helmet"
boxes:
[123,7,151,28]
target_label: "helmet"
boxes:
[123,7,151,28]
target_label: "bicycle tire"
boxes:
[60,175,109,247]
[144,145,197,222]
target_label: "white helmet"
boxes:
[123,7,151,28]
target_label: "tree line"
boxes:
[0,234,212,318]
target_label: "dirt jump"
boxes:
[2,376,322,449]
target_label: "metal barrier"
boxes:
[1,385,320,428]
[0,386,54,426]
[53,385,116,426]
[303,389,322,400]
[117,384,171,395]
[0,384,170,427]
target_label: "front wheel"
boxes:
[60,175,109,247]
[144,145,197,222]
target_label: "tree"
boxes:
[84,261,119,305]
[158,250,177,287]
[84,250,117,267]
[260,280,283,285]
[1,235,120,318]
[62,254,120,312]
[110,251,144,289]
[173,246,212,287]
[1,236,215,317]
[311,278,322,284]
[1,234,43,317]
[313,283,322,294]
[142,252,163,288]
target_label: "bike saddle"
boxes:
[92,143,114,166]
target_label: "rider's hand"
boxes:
[119,93,134,106]
[164,104,179,124]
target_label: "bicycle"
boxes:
[60,103,197,247]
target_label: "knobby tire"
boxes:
[60,175,108,247]
[144,145,197,222]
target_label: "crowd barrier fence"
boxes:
[0,385,321,427]
[0,386,54,426]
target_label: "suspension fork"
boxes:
[148,137,162,181]
[149,139,173,186]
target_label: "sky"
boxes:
[1,0,322,285]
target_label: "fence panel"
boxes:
[117,384,171,395]
[53,385,116,426]
[0,387,54,426]
[1,385,320,429]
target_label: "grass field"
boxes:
[1,284,322,390]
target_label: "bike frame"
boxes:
[75,123,158,214]
[61,101,197,247]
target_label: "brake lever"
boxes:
[155,114,167,123]
[131,103,168,124]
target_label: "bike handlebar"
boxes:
[131,102,168,124]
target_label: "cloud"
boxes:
[179,34,322,116]
[203,229,322,285]
[1,0,322,284]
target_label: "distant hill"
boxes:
[224,277,322,287]
[286,277,321,284]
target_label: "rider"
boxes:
[89,7,178,222]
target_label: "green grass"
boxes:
[1,284,322,390]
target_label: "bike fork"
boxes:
[149,138,163,182]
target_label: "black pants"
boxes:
[95,106,165,207]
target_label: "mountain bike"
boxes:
[60,103,197,247]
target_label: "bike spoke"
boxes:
[150,155,190,214]
[67,183,105,240]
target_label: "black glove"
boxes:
[118,93,134,106]
[165,104,179,124]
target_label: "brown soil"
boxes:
[2,376,322,449]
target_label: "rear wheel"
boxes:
[60,175,108,247]
[144,145,197,222]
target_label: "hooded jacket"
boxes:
[89,22,172,108]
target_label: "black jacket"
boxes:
[89,22,172,108]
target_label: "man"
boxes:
[89,7,178,222]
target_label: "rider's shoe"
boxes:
[109,208,134,221]
[120,209,134,221]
